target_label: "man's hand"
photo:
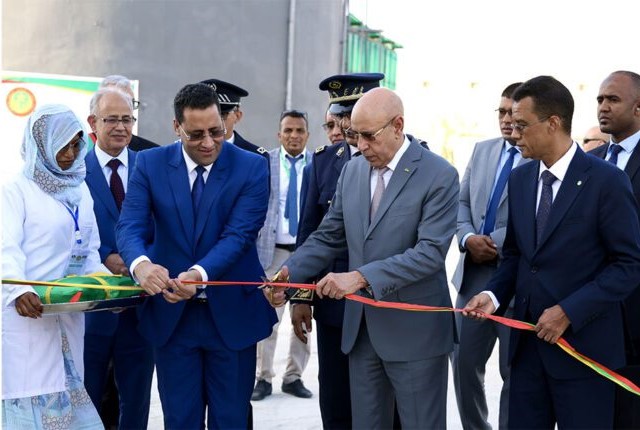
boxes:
[134,261,170,295]
[316,271,367,299]
[291,304,313,344]
[462,292,496,319]
[262,266,289,308]
[163,270,200,304]
[15,292,43,318]
[465,235,498,264]
[104,253,130,276]
[535,305,570,344]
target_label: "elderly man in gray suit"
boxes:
[269,87,459,429]
[451,82,527,430]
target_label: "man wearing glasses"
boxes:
[269,87,459,428]
[83,87,154,429]
[252,109,313,401]
[581,125,609,152]
[98,75,159,152]
[451,82,526,430]
[464,75,640,429]
[116,83,277,429]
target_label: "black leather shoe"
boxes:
[251,380,272,401]
[281,379,312,398]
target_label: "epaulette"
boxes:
[315,145,327,154]
[257,146,267,154]
[290,288,315,302]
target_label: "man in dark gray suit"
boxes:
[451,82,526,429]
[269,88,459,429]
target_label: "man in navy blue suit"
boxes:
[116,83,277,429]
[465,76,640,429]
[83,87,154,429]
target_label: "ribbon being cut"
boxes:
[2,276,638,397]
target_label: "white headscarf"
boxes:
[21,104,88,207]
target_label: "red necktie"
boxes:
[107,159,125,211]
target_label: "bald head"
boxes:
[582,126,609,152]
[350,88,405,168]
[352,87,404,124]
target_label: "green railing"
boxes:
[345,14,401,89]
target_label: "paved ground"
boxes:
[147,243,504,429]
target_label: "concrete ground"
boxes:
[147,243,504,429]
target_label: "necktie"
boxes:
[370,167,390,221]
[107,159,125,211]
[192,165,206,215]
[284,155,300,236]
[536,170,557,247]
[608,144,623,166]
[483,147,518,235]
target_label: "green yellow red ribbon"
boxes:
[3,277,639,397]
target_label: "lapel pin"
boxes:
[577,180,582,186]
[404,168,410,173]
[336,147,344,157]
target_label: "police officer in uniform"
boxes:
[199,78,269,163]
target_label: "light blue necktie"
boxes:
[284,155,300,236]
[483,146,518,235]
[192,165,206,216]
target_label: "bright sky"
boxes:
[349,0,640,169]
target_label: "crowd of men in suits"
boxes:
[79,70,640,430]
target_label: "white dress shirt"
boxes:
[94,144,130,191]
[369,135,411,200]
[275,148,307,245]
[605,128,640,171]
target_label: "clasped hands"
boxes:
[134,261,200,303]
[262,266,369,308]
[463,293,570,344]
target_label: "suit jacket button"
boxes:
[531,266,538,273]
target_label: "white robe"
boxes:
[2,174,102,399]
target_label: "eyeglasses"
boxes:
[512,116,550,134]
[345,117,396,142]
[132,99,140,110]
[322,121,339,131]
[280,109,308,121]
[99,116,137,127]
[178,124,226,142]
[495,108,512,117]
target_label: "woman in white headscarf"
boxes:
[2,104,103,428]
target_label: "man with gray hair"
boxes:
[98,74,158,152]
[83,87,154,429]
[269,88,459,429]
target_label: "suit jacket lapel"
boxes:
[168,144,195,244]
[85,150,120,220]
[519,162,539,256]
[482,139,504,209]
[536,149,590,251]
[194,143,231,242]
[366,140,420,237]
[624,138,640,182]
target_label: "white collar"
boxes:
[94,144,128,169]
[538,141,578,183]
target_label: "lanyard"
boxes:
[65,205,82,244]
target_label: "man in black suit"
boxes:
[199,78,269,163]
[589,70,640,429]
